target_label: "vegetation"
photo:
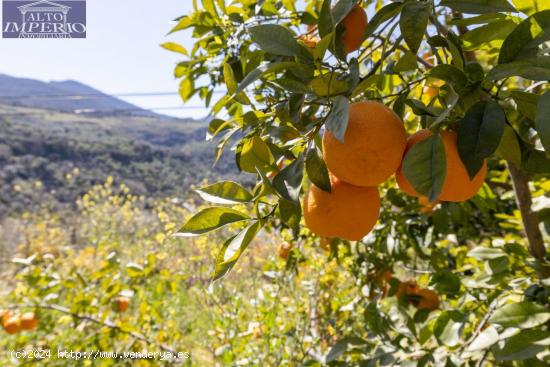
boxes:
[1,0,550,366]
[0,104,242,214]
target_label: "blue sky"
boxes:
[0,0,205,118]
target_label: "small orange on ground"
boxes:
[341,4,368,53]
[411,288,440,311]
[396,130,487,202]
[20,312,38,331]
[323,101,407,187]
[278,242,293,260]
[115,297,130,313]
[303,174,380,241]
[320,238,331,252]
[395,280,418,299]
[2,315,21,335]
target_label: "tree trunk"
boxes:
[507,162,549,277]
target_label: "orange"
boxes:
[2,315,21,335]
[323,101,407,187]
[395,280,419,299]
[320,238,331,252]
[396,130,487,202]
[115,297,130,313]
[297,34,319,49]
[278,242,293,260]
[20,312,38,331]
[411,288,440,311]
[303,174,380,241]
[341,4,368,53]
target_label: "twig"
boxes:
[19,304,180,356]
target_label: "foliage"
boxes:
[166,0,550,365]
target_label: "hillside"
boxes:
[0,103,241,214]
[0,74,158,116]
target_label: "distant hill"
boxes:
[0,74,158,117]
[0,76,244,214]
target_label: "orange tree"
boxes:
[167,0,550,365]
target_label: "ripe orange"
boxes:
[303,174,380,241]
[115,297,130,313]
[2,315,21,335]
[395,280,418,299]
[20,312,38,331]
[323,101,407,187]
[411,288,440,311]
[396,130,487,202]
[341,4,368,53]
[278,242,293,260]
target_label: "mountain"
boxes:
[0,75,244,214]
[0,74,157,117]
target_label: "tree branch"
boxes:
[507,163,549,276]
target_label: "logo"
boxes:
[2,0,86,38]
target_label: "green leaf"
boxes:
[406,99,437,116]
[177,207,250,236]
[310,72,349,96]
[160,42,188,55]
[457,101,506,178]
[492,330,550,361]
[466,325,499,351]
[325,96,350,143]
[212,221,263,280]
[489,302,550,329]
[196,181,253,205]
[272,155,304,202]
[400,1,430,53]
[495,125,522,166]
[306,145,331,193]
[278,198,301,230]
[487,57,550,80]
[223,63,238,94]
[434,311,464,347]
[468,246,507,260]
[179,78,194,102]
[431,272,462,295]
[313,32,334,61]
[364,2,403,39]
[511,90,540,120]
[523,147,550,174]
[440,0,517,14]
[427,65,469,92]
[535,90,550,157]
[332,0,356,25]
[126,263,144,277]
[236,61,308,94]
[239,135,275,173]
[325,337,367,363]
[512,0,550,15]
[169,16,195,34]
[403,134,447,201]
[460,19,518,51]
[499,10,550,63]
[318,0,334,37]
[394,51,418,72]
[249,24,312,62]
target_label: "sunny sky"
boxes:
[0,0,206,118]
